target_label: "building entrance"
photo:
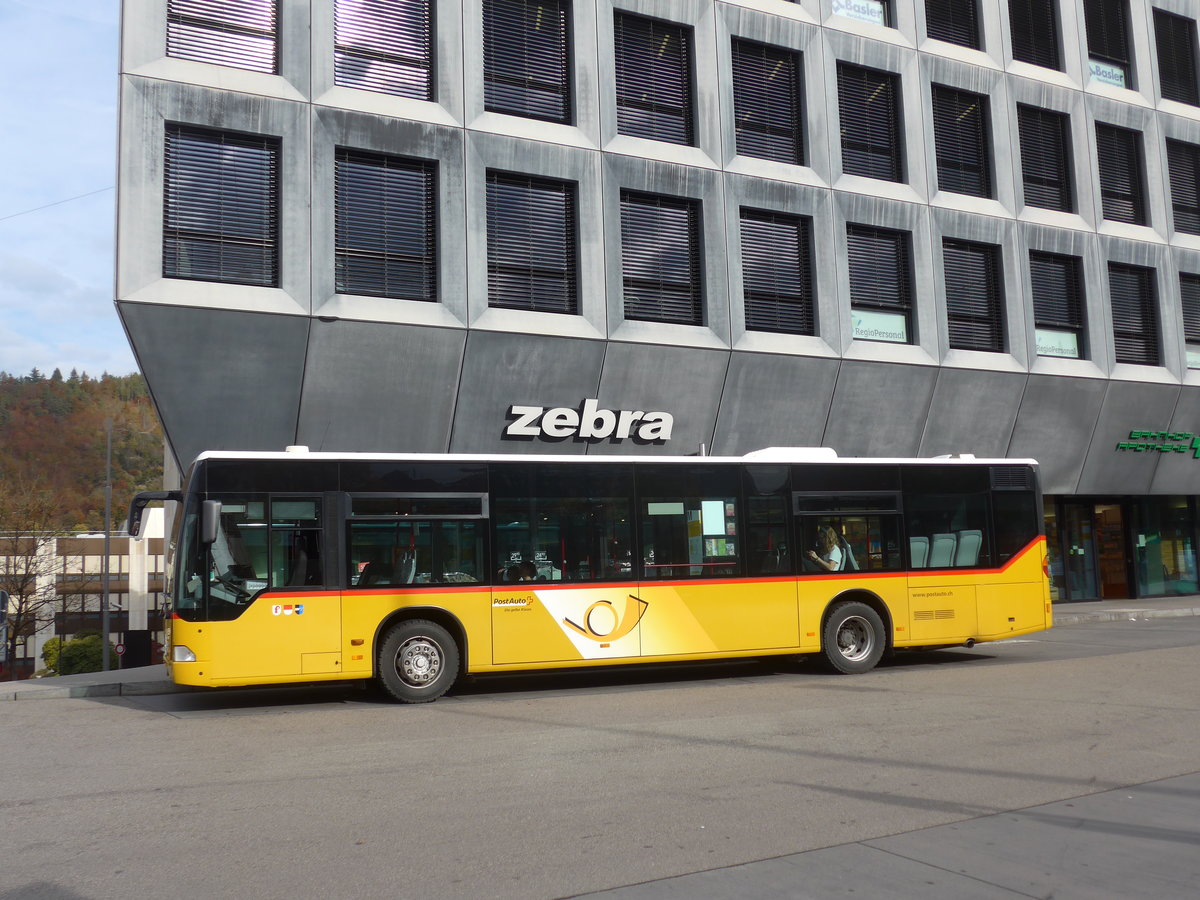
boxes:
[1053,500,1130,601]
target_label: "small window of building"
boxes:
[847,224,913,345]
[163,125,280,287]
[943,239,1005,353]
[731,39,804,166]
[740,209,814,335]
[484,0,571,123]
[1167,139,1200,235]
[1095,124,1147,225]
[335,149,437,302]
[486,171,578,315]
[1154,8,1200,106]
[925,0,981,49]
[837,62,903,183]
[832,0,892,28]
[167,0,278,73]
[620,191,703,325]
[613,13,694,146]
[334,0,433,99]
[1180,272,1200,369]
[1030,251,1086,359]
[1008,0,1061,71]
[931,85,992,198]
[1109,262,1160,366]
[1083,0,1133,89]
[1017,105,1074,212]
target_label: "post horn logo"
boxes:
[563,594,649,643]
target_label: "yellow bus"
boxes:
[130,448,1051,702]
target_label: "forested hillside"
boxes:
[0,369,163,532]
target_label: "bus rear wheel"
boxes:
[821,601,885,674]
[378,619,460,703]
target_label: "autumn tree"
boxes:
[0,481,59,679]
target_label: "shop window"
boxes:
[1166,139,1200,235]
[163,125,280,287]
[335,149,437,301]
[1154,8,1200,106]
[943,239,1005,353]
[740,209,814,335]
[837,63,903,182]
[1083,0,1132,89]
[925,0,980,48]
[1133,498,1198,596]
[1095,124,1147,225]
[620,190,703,325]
[1017,105,1074,212]
[334,0,433,99]
[614,13,694,146]
[167,0,277,73]
[1030,251,1086,359]
[1108,262,1160,366]
[731,39,804,166]
[484,0,571,123]
[486,171,577,314]
[1008,0,1061,71]
[1178,272,1200,369]
[847,224,913,345]
[931,85,991,198]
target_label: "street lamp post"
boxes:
[102,418,112,672]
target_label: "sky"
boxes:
[0,1,132,377]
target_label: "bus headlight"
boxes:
[173,645,197,663]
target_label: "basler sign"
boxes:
[504,399,674,443]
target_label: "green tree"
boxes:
[40,636,64,673]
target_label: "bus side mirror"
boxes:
[201,500,222,545]
[128,490,182,538]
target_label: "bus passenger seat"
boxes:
[909,536,929,568]
[929,533,957,568]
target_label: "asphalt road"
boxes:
[2,618,1198,900]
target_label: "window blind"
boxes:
[925,0,980,49]
[1017,105,1074,212]
[620,191,703,325]
[484,0,571,123]
[837,63,903,182]
[334,0,433,100]
[731,39,804,166]
[1154,9,1200,106]
[1109,263,1159,365]
[931,85,991,198]
[1181,273,1200,344]
[487,171,577,314]
[1008,0,1061,70]
[167,0,278,73]
[614,13,693,146]
[943,239,1005,353]
[740,209,813,335]
[1167,139,1200,235]
[1095,124,1146,225]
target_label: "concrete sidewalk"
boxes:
[4,595,1199,701]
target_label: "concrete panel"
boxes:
[295,320,466,453]
[710,353,840,455]
[1007,376,1107,494]
[1150,385,1200,494]
[449,331,607,454]
[823,362,939,458]
[592,342,731,456]
[119,303,309,469]
[919,369,1028,458]
[1077,381,1181,494]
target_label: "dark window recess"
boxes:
[837,63,903,182]
[1155,9,1200,106]
[943,239,1005,353]
[620,191,703,325]
[846,224,913,344]
[484,0,571,123]
[614,13,694,145]
[740,209,814,335]
[1017,105,1074,212]
[486,172,577,314]
[1095,124,1146,225]
[1109,263,1160,366]
[1008,0,1061,70]
[925,0,980,49]
[931,85,991,198]
[335,149,437,301]
[731,39,804,165]
[1180,273,1200,346]
[1167,139,1200,235]
[1030,251,1086,357]
[163,125,279,287]
[167,0,278,73]
[1083,0,1132,88]
[334,0,433,99]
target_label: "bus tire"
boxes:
[378,619,460,703]
[821,601,885,674]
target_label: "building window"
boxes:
[167,0,278,73]
[334,0,433,99]
[1155,9,1200,106]
[613,13,693,146]
[731,39,804,166]
[1083,0,1132,89]
[1167,139,1200,235]
[837,63,902,183]
[620,191,702,325]
[925,0,980,49]
[1030,251,1085,359]
[1008,0,1061,71]
[1180,273,1200,368]
[334,149,437,302]
[1109,263,1160,366]
[163,125,279,287]
[486,172,577,314]
[740,209,814,335]
[1095,124,1146,225]
[1017,105,1073,212]
[846,224,912,344]
[484,0,571,123]
[832,0,891,27]
[943,240,1005,353]
[931,85,991,198]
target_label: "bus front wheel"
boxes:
[821,601,885,674]
[378,619,460,702]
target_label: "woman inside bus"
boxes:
[806,525,844,573]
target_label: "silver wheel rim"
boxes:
[835,615,874,662]
[395,636,443,687]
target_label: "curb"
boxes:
[1050,607,1200,626]
[1,680,191,702]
